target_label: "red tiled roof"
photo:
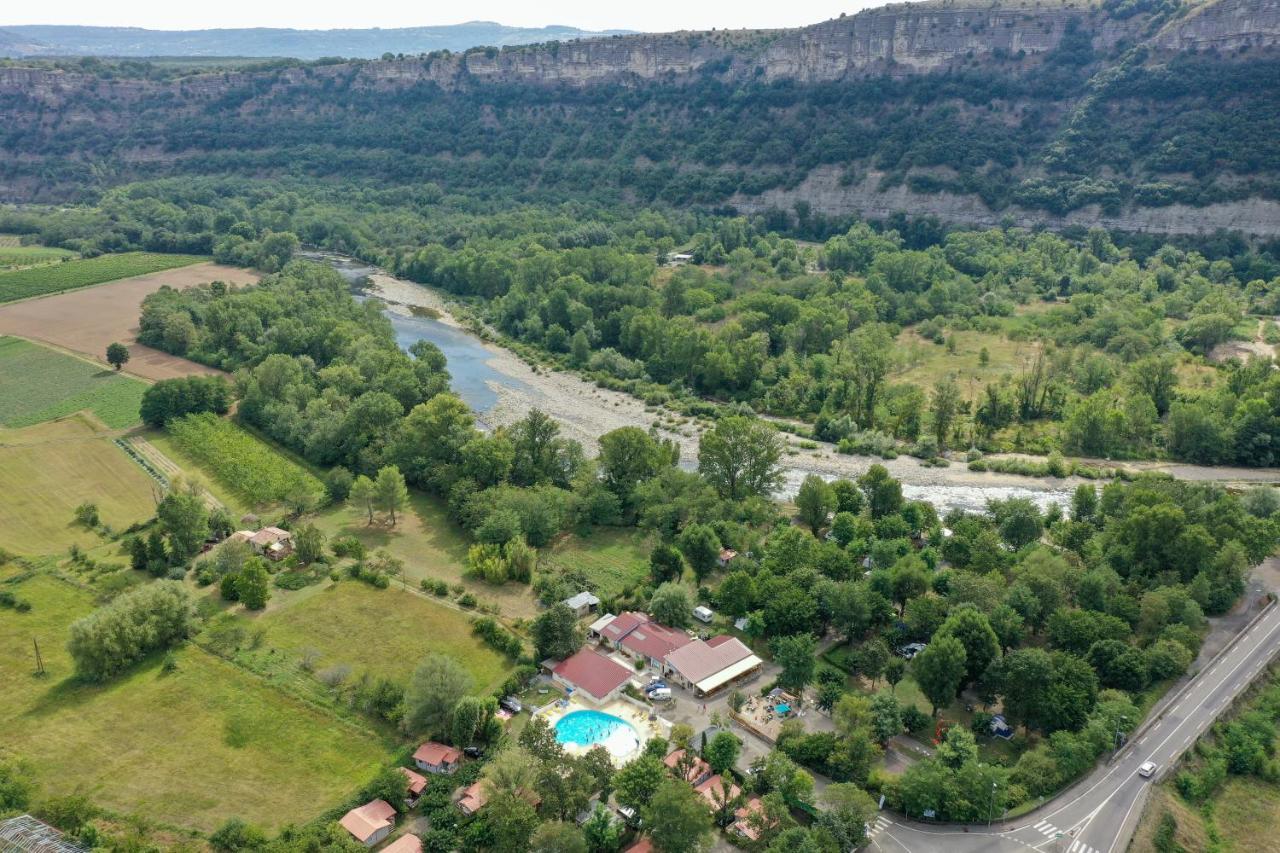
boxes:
[663,749,711,784]
[664,637,755,685]
[399,767,428,796]
[457,781,488,814]
[552,649,633,701]
[732,797,767,841]
[705,634,736,648]
[694,774,742,807]
[600,611,648,643]
[382,835,423,853]
[412,741,461,767]
[338,799,395,843]
[623,838,654,853]
[620,620,693,661]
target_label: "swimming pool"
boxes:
[554,709,642,760]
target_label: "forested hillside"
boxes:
[1,0,1279,234]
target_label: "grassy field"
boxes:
[167,414,324,510]
[0,573,393,833]
[251,581,512,692]
[0,336,147,429]
[541,528,654,598]
[0,244,76,270]
[892,328,1040,402]
[312,492,540,618]
[0,416,158,555]
[0,252,205,304]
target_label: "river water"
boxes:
[309,251,1078,516]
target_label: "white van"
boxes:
[648,687,672,701]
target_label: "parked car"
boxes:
[500,696,523,713]
[898,642,927,659]
[645,679,668,692]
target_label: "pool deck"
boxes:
[538,696,670,765]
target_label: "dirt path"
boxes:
[0,261,258,381]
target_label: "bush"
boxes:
[472,616,523,658]
[67,581,197,681]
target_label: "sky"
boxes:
[1,1,883,33]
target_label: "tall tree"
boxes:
[348,475,377,525]
[374,465,410,526]
[676,523,721,581]
[643,779,714,853]
[649,582,694,629]
[531,603,585,661]
[157,490,208,561]
[771,633,818,693]
[912,635,966,716]
[934,605,1002,686]
[598,427,675,506]
[931,377,961,449]
[697,416,784,500]
[236,558,271,610]
[795,474,836,536]
[105,341,130,371]
[402,653,472,736]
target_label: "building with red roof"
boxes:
[457,781,488,816]
[731,796,770,841]
[694,774,742,809]
[381,834,423,853]
[664,636,763,696]
[663,748,713,785]
[551,648,633,702]
[595,611,694,668]
[399,767,428,802]
[412,741,462,774]
[338,799,396,847]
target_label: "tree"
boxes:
[402,653,472,736]
[485,792,540,853]
[649,543,686,584]
[913,635,967,715]
[598,427,674,506]
[531,603,585,661]
[643,779,714,853]
[236,557,271,610]
[374,465,410,526]
[139,376,231,426]
[934,605,1002,686]
[613,755,666,812]
[771,634,817,693]
[705,731,741,775]
[348,475,377,524]
[716,570,757,618]
[677,523,721,581]
[294,523,325,565]
[697,416,784,500]
[889,557,928,615]
[996,647,1053,732]
[885,658,906,693]
[870,691,903,744]
[530,822,588,853]
[452,695,485,747]
[818,783,876,851]
[796,474,836,536]
[67,581,196,681]
[650,582,694,629]
[936,726,978,769]
[582,804,623,853]
[931,377,961,448]
[106,342,130,371]
[853,638,890,686]
[990,498,1044,550]
[859,464,903,519]
[157,490,208,561]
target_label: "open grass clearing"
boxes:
[0,251,205,304]
[892,328,1040,402]
[312,492,540,618]
[0,244,76,270]
[0,415,158,556]
[0,573,393,833]
[540,528,654,599]
[248,580,512,692]
[0,336,147,429]
[0,261,257,381]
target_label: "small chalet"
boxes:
[563,591,601,618]
[412,741,462,774]
[731,797,770,841]
[381,835,423,853]
[399,767,428,804]
[339,799,396,847]
[457,781,488,816]
[694,774,741,808]
[663,748,712,786]
[229,526,294,561]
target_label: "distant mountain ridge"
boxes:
[0,22,633,59]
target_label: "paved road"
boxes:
[869,596,1280,853]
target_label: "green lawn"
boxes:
[892,327,1038,403]
[0,574,393,833]
[312,492,540,618]
[0,252,205,303]
[0,244,76,269]
[0,416,158,556]
[250,581,512,692]
[541,528,654,598]
[0,336,147,429]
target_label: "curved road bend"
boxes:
[868,597,1280,853]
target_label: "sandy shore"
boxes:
[364,271,1280,495]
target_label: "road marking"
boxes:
[870,817,892,837]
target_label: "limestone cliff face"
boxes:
[1153,0,1280,51]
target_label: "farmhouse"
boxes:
[338,799,396,847]
[229,526,294,560]
[412,741,462,774]
[457,781,488,816]
[731,797,771,841]
[563,591,601,617]
[551,648,634,702]
[663,636,763,696]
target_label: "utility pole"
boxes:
[32,637,45,676]
[988,780,997,827]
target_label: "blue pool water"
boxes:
[554,710,642,757]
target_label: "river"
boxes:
[304,252,1277,516]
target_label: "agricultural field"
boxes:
[0,251,205,303]
[0,243,76,270]
[248,581,512,692]
[0,573,393,833]
[0,261,257,381]
[0,416,158,555]
[0,336,146,429]
[541,528,654,599]
[311,493,540,618]
[167,413,324,510]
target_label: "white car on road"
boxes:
[1138,760,1158,778]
